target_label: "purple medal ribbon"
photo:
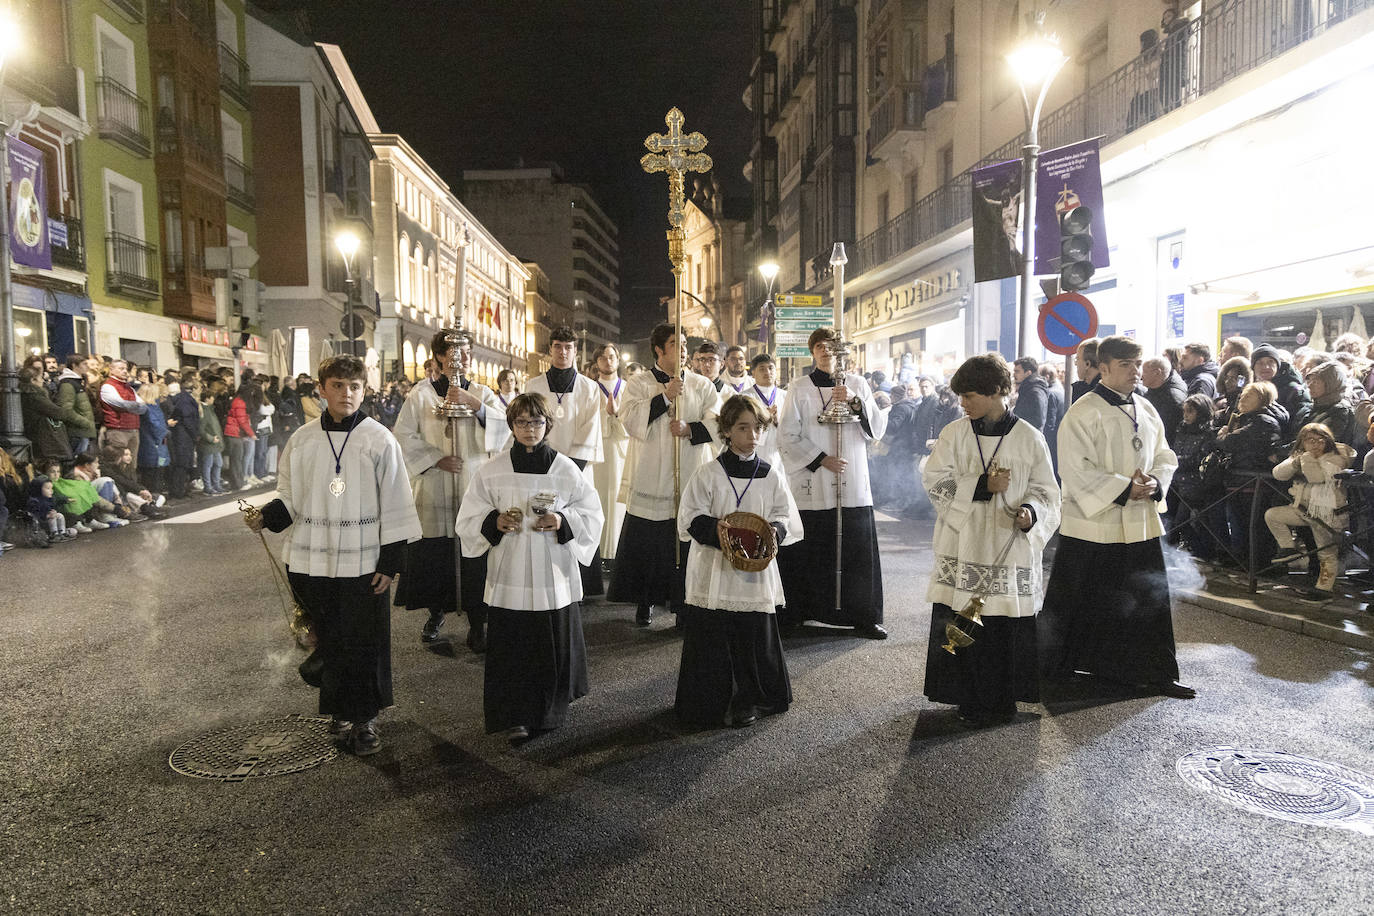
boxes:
[752,384,777,407]
[725,455,762,508]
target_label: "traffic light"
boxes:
[1059,206,1095,292]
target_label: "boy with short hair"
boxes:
[247,356,422,755]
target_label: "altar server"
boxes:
[676,395,798,728]
[776,326,888,638]
[921,353,1060,725]
[1039,335,1195,699]
[720,345,752,394]
[742,352,785,469]
[526,327,605,597]
[590,343,630,572]
[248,355,421,755]
[457,393,603,742]
[607,323,723,625]
[393,329,507,651]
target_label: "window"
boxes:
[216,0,238,52]
[291,327,312,378]
[103,169,144,239]
[96,17,136,88]
[904,171,919,212]
[221,112,244,161]
[877,192,890,227]
[426,253,436,313]
[412,244,423,313]
[397,233,410,305]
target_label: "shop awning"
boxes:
[181,340,237,361]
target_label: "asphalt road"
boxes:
[4,497,1373,915]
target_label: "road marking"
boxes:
[163,498,265,525]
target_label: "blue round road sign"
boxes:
[1037,292,1099,356]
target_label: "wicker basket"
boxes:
[719,511,778,572]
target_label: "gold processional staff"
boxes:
[640,107,712,567]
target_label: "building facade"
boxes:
[459,165,621,354]
[5,0,91,368]
[523,261,573,375]
[246,13,375,381]
[748,0,1374,380]
[680,182,750,350]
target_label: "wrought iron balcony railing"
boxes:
[225,156,254,211]
[50,215,86,271]
[218,43,250,107]
[106,232,159,298]
[105,0,145,22]
[96,78,152,157]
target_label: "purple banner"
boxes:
[1034,138,1109,276]
[8,137,51,270]
[970,157,1023,283]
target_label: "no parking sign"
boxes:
[1037,292,1099,356]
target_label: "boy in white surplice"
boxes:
[456,393,603,743]
[921,353,1060,726]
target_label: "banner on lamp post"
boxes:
[8,137,52,270]
[970,157,1024,283]
[1034,137,1110,276]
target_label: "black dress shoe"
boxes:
[466,624,486,654]
[854,623,888,640]
[635,604,652,626]
[421,612,445,642]
[505,725,530,745]
[728,709,758,728]
[1154,681,1197,699]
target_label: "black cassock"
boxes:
[1038,536,1180,685]
[288,570,394,723]
[606,515,689,608]
[924,606,1039,716]
[484,603,589,733]
[776,506,883,627]
[393,537,487,627]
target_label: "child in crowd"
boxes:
[247,356,421,756]
[199,387,226,495]
[1170,394,1219,558]
[50,456,126,532]
[456,393,603,744]
[27,477,77,543]
[1266,422,1353,592]
[675,395,797,729]
[101,446,162,519]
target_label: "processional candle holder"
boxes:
[434,325,476,420]
[816,335,864,425]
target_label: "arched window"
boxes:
[415,344,429,378]
[413,244,424,314]
[403,339,416,380]
[427,253,437,314]
[398,233,410,307]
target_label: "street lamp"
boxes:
[757,260,779,349]
[334,230,360,357]
[1008,10,1067,358]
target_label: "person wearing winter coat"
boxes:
[18,367,76,466]
[27,476,75,542]
[222,381,259,490]
[1143,356,1187,447]
[198,388,226,494]
[165,374,200,498]
[1011,357,1050,433]
[1212,356,1251,427]
[1215,382,1285,563]
[55,356,97,454]
[1250,345,1310,440]
[137,383,172,493]
[1179,343,1220,399]
[1170,395,1221,559]
[1305,359,1357,448]
[1265,422,1353,591]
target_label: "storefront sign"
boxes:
[858,263,964,332]
[8,137,51,270]
[178,322,260,351]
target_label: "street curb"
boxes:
[1176,588,1374,652]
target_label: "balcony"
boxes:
[323,160,344,201]
[923,53,957,112]
[96,78,152,157]
[224,156,254,211]
[800,142,817,180]
[50,216,86,272]
[106,233,160,299]
[865,85,924,162]
[9,56,80,116]
[105,0,144,21]
[157,114,224,176]
[149,0,215,46]
[218,43,250,108]
[161,247,216,320]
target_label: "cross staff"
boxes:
[641,107,712,567]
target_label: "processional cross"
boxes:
[641,107,712,565]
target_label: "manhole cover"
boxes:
[170,714,338,781]
[1177,746,1374,835]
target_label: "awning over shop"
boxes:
[181,340,237,361]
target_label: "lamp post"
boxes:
[757,260,778,352]
[334,230,360,358]
[0,12,27,458]
[1007,11,1067,358]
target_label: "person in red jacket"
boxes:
[223,380,258,491]
[99,360,147,465]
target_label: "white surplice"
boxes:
[456,450,604,611]
[923,416,1061,618]
[741,383,786,469]
[275,416,422,578]
[677,456,802,614]
[621,369,724,521]
[591,376,630,557]
[393,377,508,539]
[778,371,888,510]
[526,372,604,465]
[1059,388,1177,544]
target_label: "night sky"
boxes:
[265,0,756,340]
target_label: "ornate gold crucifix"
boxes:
[641,107,712,565]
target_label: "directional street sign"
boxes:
[1037,291,1099,356]
[777,294,823,306]
[773,304,832,357]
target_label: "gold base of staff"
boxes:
[239,500,315,650]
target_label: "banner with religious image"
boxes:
[970,157,1023,283]
[8,137,51,270]
[1033,137,1110,276]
